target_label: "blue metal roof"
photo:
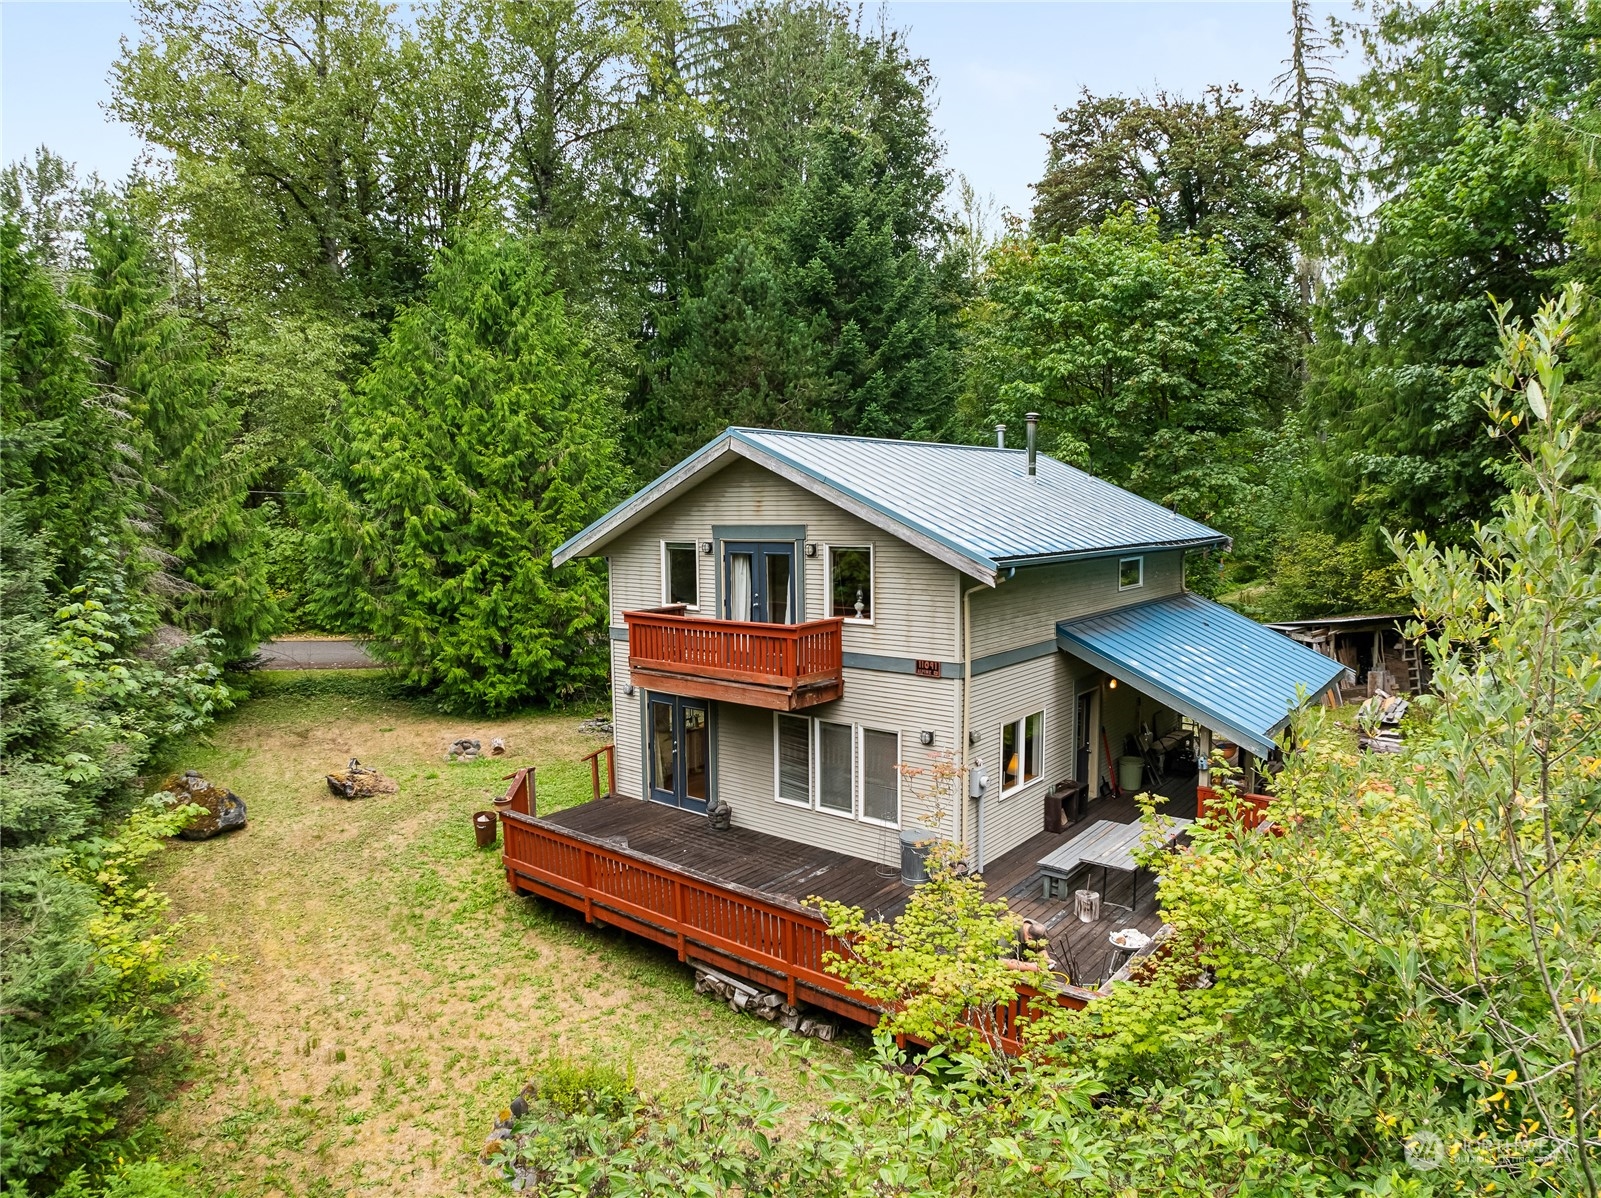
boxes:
[1056,592,1349,758]
[554,428,1228,581]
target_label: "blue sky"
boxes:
[1,1,1359,219]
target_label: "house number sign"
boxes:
[914,659,942,678]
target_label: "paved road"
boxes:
[256,639,380,670]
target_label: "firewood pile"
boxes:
[692,964,837,1040]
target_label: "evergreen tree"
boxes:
[73,205,276,658]
[302,231,625,711]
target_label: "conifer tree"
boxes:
[303,231,625,711]
[73,205,275,658]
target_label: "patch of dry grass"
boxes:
[148,672,838,1197]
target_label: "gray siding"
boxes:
[969,550,1185,660]
[606,459,961,661]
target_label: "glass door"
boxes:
[647,695,710,813]
[723,542,795,623]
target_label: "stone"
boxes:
[326,758,399,799]
[446,737,482,762]
[163,770,247,840]
[706,796,733,831]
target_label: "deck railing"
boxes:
[582,743,616,802]
[623,606,844,709]
[498,803,1088,1052]
[1196,784,1274,832]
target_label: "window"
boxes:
[664,541,699,607]
[773,714,901,826]
[828,546,873,621]
[860,729,900,825]
[776,714,811,805]
[817,721,854,814]
[1119,556,1144,590]
[1001,710,1043,796]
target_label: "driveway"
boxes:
[255,638,380,670]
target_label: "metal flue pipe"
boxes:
[1025,412,1040,475]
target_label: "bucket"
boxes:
[899,827,932,885]
[473,810,498,849]
[1117,755,1145,793]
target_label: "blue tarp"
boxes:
[1056,592,1349,758]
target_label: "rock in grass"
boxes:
[326,758,400,799]
[164,771,248,839]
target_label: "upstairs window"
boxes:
[664,541,699,608]
[1001,710,1043,796]
[1119,556,1144,590]
[829,546,873,621]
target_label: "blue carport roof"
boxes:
[1056,592,1349,759]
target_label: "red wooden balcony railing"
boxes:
[623,606,844,710]
[1197,784,1275,832]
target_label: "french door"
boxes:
[723,542,795,623]
[648,694,710,813]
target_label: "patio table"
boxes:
[1037,817,1193,910]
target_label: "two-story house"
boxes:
[496,424,1345,1032]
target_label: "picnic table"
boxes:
[1037,817,1194,910]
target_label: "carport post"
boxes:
[1197,726,1212,788]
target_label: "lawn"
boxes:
[147,671,837,1196]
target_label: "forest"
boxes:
[1,0,1598,1194]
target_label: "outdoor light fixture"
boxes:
[1108,678,1119,689]
[624,684,636,697]
[919,730,934,746]
[700,541,713,554]
[805,542,818,557]
[969,730,981,746]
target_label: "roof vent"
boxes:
[1025,412,1040,476]
[994,423,1006,449]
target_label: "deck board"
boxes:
[539,773,1198,989]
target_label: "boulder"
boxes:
[446,737,482,762]
[326,758,399,799]
[489,737,507,757]
[164,771,247,840]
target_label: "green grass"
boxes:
[145,673,833,1196]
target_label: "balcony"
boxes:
[623,606,844,710]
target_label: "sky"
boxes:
[1,0,1360,220]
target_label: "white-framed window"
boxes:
[1118,556,1144,591]
[663,540,699,608]
[772,714,900,826]
[827,545,873,622]
[775,714,812,807]
[1001,710,1044,796]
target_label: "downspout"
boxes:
[960,578,986,865]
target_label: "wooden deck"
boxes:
[507,772,1198,1020]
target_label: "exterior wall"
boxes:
[962,549,1186,863]
[596,458,1193,868]
[602,458,962,865]
[605,458,960,660]
[714,672,958,867]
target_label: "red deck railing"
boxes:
[1197,784,1274,831]
[498,803,1088,1052]
[581,743,616,802]
[623,606,844,710]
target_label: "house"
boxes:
[496,424,1345,1037]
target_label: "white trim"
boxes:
[661,539,701,610]
[1118,556,1145,591]
[857,726,902,828]
[773,713,812,808]
[825,543,875,624]
[999,709,1045,798]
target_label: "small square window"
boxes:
[1119,557,1143,590]
[829,546,873,621]
[665,542,699,607]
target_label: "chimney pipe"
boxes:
[1025,412,1039,476]
[994,423,1006,449]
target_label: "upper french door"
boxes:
[723,542,795,624]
